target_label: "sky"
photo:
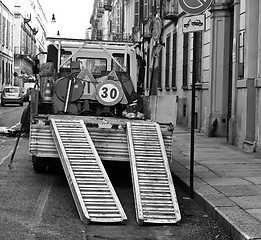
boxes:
[39,0,94,39]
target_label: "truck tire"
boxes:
[32,156,47,173]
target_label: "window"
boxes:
[6,20,10,49]
[238,30,245,78]
[146,46,150,89]
[193,32,202,83]
[77,58,107,75]
[97,30,103,40]
[2,16,6,46]
[144,0,148,19]
[2,61,4,84]
[183,104,187,117]
[157,49,162,89]
[134,0,139,27]
[5,87,19,93]
[60,50,72,69]
[116,2,121,33]
[111,53,130,74]
[111,8,116,33]
[172,32,177,88]
[6,62,8,84]
[155,0,160,15]
[182,33,188,87]
[165,35,171,89]
[11,22,13,50]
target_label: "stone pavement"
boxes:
[169,126,261,240]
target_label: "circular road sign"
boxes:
[178,0,213,15]
[96,80,123,106]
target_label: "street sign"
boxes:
[182,14,205,33]
[178,0,213,15]
[96,80,123,106]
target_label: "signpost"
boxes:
[178,0,213,198]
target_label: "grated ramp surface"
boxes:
[127,122,181,225]
[50,118,127,224]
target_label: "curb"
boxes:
[170,164,261,240]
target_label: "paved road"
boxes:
[0,106,231,240]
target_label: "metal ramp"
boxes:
[50,118,127,224]
[126,122,181,225]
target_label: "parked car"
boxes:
[1,86,23,106]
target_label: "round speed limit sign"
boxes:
[96,80,124,106]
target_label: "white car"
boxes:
[1,86,24,106]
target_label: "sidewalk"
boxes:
[169,126,261,240]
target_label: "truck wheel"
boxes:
[32,157,47,173]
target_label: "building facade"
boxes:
[13,0,48,87]
[0,0,15,91]
[91,0,261,153]
[0,0,47,91]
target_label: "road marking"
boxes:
[25,180,53,240]
[33,184,52,225]
[11,122,21,128]
[0,149,14,166]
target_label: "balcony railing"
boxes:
[104,0,112,11]
[163,0,178,21]
[14,47,34,58]
[112,33,133,42]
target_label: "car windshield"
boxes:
[5,88,19,93]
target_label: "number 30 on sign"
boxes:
[96,80,124,106]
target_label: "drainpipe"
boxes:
[121,0,124,40]
[228,0,240,144]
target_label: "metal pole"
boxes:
[57,40,61,74]
[190,33,197,198]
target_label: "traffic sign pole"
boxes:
[178,0,214,198]
[190,34,197,199]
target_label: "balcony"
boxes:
[112,33,133,42]
[97,30,103,40]
[98,8,105,14]
[104,0,112,12]
[163,0,178,22]
[14,47,34,62]
[14,47,31,56]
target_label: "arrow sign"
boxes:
[178,0,213,14]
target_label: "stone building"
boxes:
[90,0,261,153]
[0,0,47,91]
[13,0,48,88]
[0,0,14,91]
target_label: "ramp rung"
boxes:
[127,122,181,225]
[50,118,127,224]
